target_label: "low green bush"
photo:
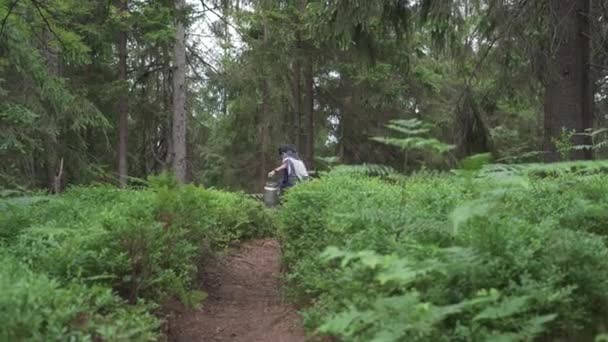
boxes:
[0,176,272,340]
[279,168,608,341]
[0,253,159,341]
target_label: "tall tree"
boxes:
[258,16,270,190]
[41,28,62,193]
[297,0,312,167]
[303,53,314,168]
[116,0,129,187]
[292,27,303,153]
[172,0,188,182]
[543,0,593,161]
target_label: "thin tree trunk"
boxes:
[162,44,173,171]
[44,135,58,193]
[338,113,345,161]
[222,0,229,117]
[53,158,64,194]
[259,122,269,191]
[298,0,313,167]
[291,58,302,148]
[543,0,593,161]
[258,17,270,191]
[163,44,173,171]
[42,29,62,193]
[580,0,594,158]
[303,56,314,169]
[117,0,129,187]
[341,78,364,164]
[292,0,305,154]
[172,0,188,182]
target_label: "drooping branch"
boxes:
[466,0,530,87]
[0,0,20,39]
[186,55,210,81]
[29,0,67,51]
[199,0,244,39]
[187,44,220,74]
[129,65,168,93]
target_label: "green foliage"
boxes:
[329,164,398,179]
[458,152,493,171]
[317,248,557,342]
[279,169,608,341]
[545,126,608,161]
[0,182,273,340]
[0,0,553,192]
[371,118,455,155]
[0,0,112,189]
[552,128,576,161]
[490,125,541,163]
[479,160,608,179]
[0,253,159,341]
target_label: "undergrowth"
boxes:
[0,173,272,341]
[279,161,608,341]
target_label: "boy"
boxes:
[268,144,309,190]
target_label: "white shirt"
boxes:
[283,156,309,180]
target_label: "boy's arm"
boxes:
[268,161,287,178]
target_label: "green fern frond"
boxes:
[331,164,397,177]
[371,118,454,155]
[385,124,431,136]
[371,136,455,153]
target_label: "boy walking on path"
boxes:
[268,144,309,190]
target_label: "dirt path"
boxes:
[168,238,306,342]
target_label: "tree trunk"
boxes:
[341,80,363,164]
[543,0,593,161]
[163,44,173,171]
[42,29,62,193]
[455,88,490,157]
[291,0,306,155]
[303,56,314,169]
[298,0,314,168]
[222,0,230,117]
[259,122,269,191]
[44,135,59,193]
[117,0,129,187]
[291,58,302,149]
[172,0,188,182]
[258,19,270,191]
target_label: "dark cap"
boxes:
[278,144,297,155]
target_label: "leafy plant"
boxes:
[371,118,455,154]
[0,182,274,339]
[0,253,159,341]
[280,168,608,341]
[371,119,455,171]
[552,128,576,161]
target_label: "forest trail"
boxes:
[168,238,306,342]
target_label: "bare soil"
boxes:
[167,238,306,342]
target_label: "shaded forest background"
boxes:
[2,0,608,193]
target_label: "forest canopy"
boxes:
[1,0,607,192]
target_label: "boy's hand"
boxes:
[268,170,275,178]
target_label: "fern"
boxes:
[371,136,454,153]
[552,127,608,158]
[330,164,398,178]
[317,246,555,341]
[371,118,455,155]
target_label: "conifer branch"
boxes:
[187,44,220,75]
[0,0,20,39]
[29,0,67,51]
[199,0,244,38]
